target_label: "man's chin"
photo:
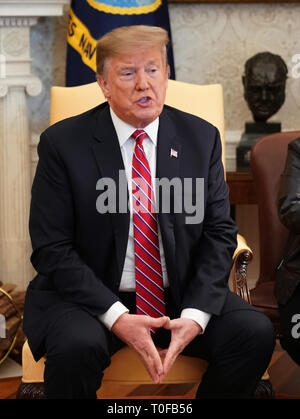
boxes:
[130,111,160,128]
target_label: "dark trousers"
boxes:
[43,290,275,399]
[279,284,300,366]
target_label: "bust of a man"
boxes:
[242,52,288,123]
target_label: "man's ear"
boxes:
[96,74,110,99]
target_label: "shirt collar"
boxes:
[109,106,159,147]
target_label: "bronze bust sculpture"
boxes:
[242,52,288,123]
[236,52,288,170]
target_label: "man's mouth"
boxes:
[138,97,151,104]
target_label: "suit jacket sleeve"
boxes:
[29,130,120,316]
[181,128,238,315]
[277,138,300,233]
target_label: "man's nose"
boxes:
[261,87,268,101]
[136,71,149,90]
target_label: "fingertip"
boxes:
[163,318,171,329]
[155,316,167,324]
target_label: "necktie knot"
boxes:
[132,130,147,146]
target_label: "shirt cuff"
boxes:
[98,301,129,330]
[180,309,212,334]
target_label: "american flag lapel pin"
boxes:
[170,148,178,158]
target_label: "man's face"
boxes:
[97,47,169,128]
[243,60,286,122]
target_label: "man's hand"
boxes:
[111,313,170,384]
[159,318,202,383]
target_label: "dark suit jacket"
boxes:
[274,138,300,306]
[23,102,238,360]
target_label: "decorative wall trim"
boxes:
[0,0,69,17]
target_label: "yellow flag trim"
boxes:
[67,7,97,72]
[86,0,162,15]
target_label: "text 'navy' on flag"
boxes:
[66,0,176,87]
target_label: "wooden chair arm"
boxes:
[231,234,253,304]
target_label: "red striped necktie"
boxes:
[131,130,165,332]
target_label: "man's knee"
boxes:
[222,293,275,349]
[44,332,109,399]
[45,311,112,375]
[252,312,275,350]
[46,333,110,380]
[235,309,276,358]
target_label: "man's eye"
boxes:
[147,68,158,76]
[121,71,134,77]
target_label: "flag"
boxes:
[170,148,178,158]
[66,0,175,87]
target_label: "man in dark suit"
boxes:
[23,25,275,399]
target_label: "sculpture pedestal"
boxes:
[236,121,281,171]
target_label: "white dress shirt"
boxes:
[98,107,211,333]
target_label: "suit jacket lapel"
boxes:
[156,108,182,186]
[156,108,182,302]
[91,105,130,280]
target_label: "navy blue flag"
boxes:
[66,0,175,86]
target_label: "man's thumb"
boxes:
[152,316,170,327]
